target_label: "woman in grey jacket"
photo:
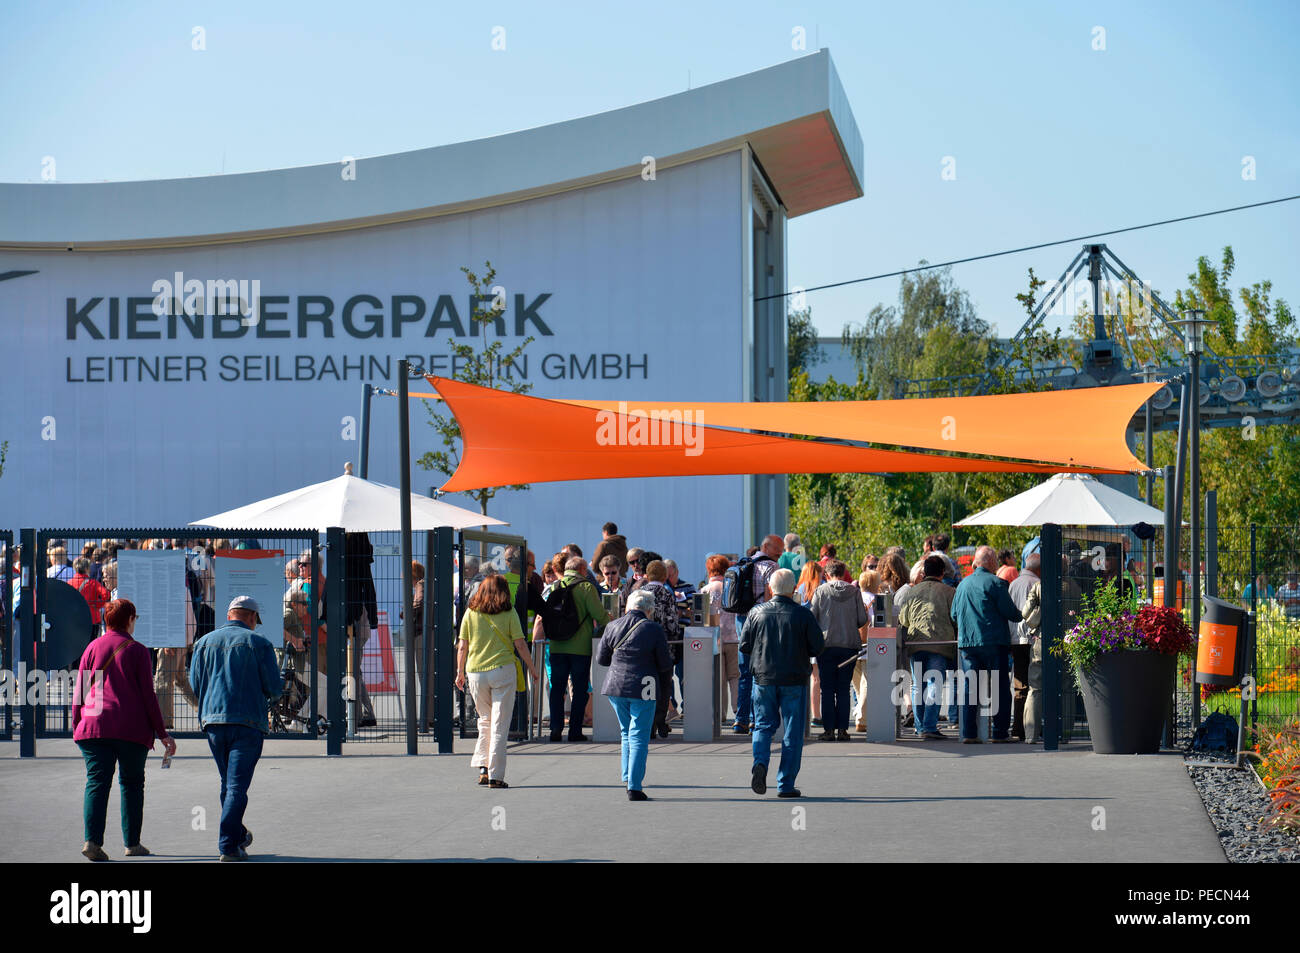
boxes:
[596,590,672,800]
[810,560,868,741]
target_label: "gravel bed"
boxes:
[1185,751,1299,863]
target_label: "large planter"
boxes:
[1075,650,1177,754]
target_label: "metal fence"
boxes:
[1036,516,1300,753]
[1,530,12,741]
[26,528,318,742]
[1045,525,1138,746]
[340,529,430,743]
[1198,522,1300,740]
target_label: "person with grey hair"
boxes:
[1007,551,1041,741]
[778,533,803,572]
[738,567,825,797]
[596,588,671,800]
[950,545,1022,743]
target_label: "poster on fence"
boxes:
[362,611,399,693]
[116,550,187,648]
[214,550,285,647]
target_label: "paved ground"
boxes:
[0,734,1224,863]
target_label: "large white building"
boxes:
[1,50,863,569]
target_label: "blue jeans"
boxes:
[909,650,947,735]
[205,724,264,856]
[735,621,753,727]
[751,683,808,793]
[608,696,656,791]
[958,645,1012,740]
[549,652,591,738]
[816,647,856,731]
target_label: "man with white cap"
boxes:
[189,595,282,862]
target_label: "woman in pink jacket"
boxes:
[72,598,177,861]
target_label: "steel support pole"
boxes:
[432,526,455,753]
[1041,524,1062,751]
[326,526,345,755]
[1190,351,1201,729]
[1173,376,1189,541]
[358,383,373,479]
[1205,490,1218,599]
[1145,377,1155,601]
[19,528,36,758]
[1249,525,1258,736]
[398,361,417,755]
[1162,466,1177,748]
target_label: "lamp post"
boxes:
[1177,309,1211,729]
[398,359,421,755]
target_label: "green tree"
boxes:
[841,263,991,399]
[1168,249,1299,568]
[416,261,534,516]
[790,266,1086,566]
[787,306,822,376]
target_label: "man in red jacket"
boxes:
[70,556,111,633]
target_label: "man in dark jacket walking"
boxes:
[738,568,825,797]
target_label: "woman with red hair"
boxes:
[72,598,177,861]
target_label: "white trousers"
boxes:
[468,664,515,781]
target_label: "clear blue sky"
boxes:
[4,0,1297,338]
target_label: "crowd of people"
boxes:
[30,519,1296,856]
[449,525,1074,798]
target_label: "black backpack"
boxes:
[722,555,771,615]
[541,580,583,641]
[1191,711,1238,754]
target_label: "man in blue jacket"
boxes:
[190,595,282,861]
[950,547,1022,743]
[739,568,825,797]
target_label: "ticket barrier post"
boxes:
[865,626,897,743]
[682,624,719,742]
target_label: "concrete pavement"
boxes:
[0,734,1225,862]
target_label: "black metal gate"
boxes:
[0,530,13,741]
[29,528,319,742]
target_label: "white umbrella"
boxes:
[954,472,1167,527]
[191,463,507,532]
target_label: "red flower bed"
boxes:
[1134,605,1196,655]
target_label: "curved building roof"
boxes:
[1,50,862,251]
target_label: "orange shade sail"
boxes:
[428,377,1129,493]
[563,382,1160,473]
